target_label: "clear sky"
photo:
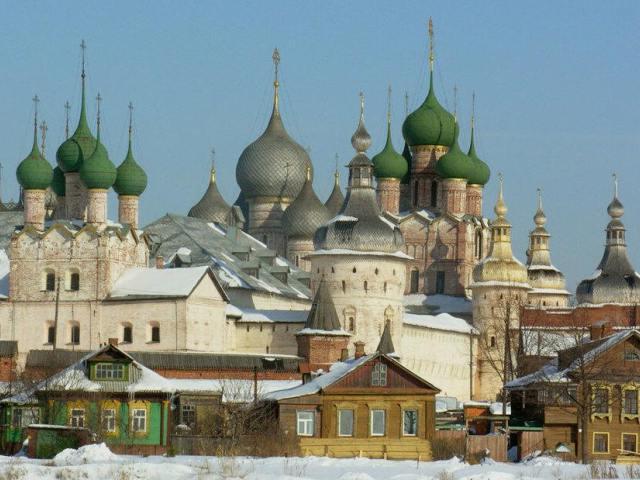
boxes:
[2,1,639,291]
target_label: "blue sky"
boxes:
[2,1,639,291]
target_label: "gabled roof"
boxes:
[264,352,439,401]
[109,265,229,301]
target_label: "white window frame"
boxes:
[70,408,85,428]
[337,409,354,437]
[403,409,418,437]
[102,408,116,432]
[296,410,314,437]
[370,409,386,437]
[131,408,147,433]
[12,407,39,428]
[371,363,387,386]
[95,363,125,380]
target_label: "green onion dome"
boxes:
[51,166,66,196]
[113,139,147,196]
[402,71,455,147]
[435,123,472,180]
[17,123,53,191]
[79,127,117,190]
[372,123,408,180]
[56,78,96,173]
[466,126,490,186]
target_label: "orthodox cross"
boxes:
[40,120,48,157]
[128,101,134,140]
[428,17,434,71]
[80,39,86,78]
[96,93,102,132]
[272,48,280,112]
[64,101,71,139]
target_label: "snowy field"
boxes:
[0,444,638,479]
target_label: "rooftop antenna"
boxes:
[40,120,48,157]
[272,47,281,114]
[64,101,71,139]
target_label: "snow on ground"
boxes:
[0,447,634,480]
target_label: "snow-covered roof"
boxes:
[403,312,477,335]
[309,249,412,260]
[171,378,301,403]
[403,294,473,314]
[233,308,308,324]
[109,266,216,299]
[505,359,569,388]
[263,355,372,401]
[296,328,351,336]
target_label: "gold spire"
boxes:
[272,47,280,115]
[534,187,547,227]
[537,187,542,211]
[306,165,311,181]
[494,172,507,218]
[359,91,365,119]
[334,153,340,184]
[428,17,434,72]
[613,172,618,198]
[387,85,392,125]
[210,148,216,183]
[40,120,48,157]
[95,93,102,138]
[64,101,71,139]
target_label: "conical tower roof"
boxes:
[282,168,331,240]
[325,166,345,216]
[298,280,347,333]
[56,41,97,173]
[376,321,396,356]
[188,154,231,224]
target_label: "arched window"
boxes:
[42,269,56,292]
[46,322,55,344]
[430,180,438,207]
[70,323,80,345]
[375,268,379,275]
[342,280,346,293]
[490,336,497,348]
[364,281,368,292]
[122,323,133,344]
[352,267,357,273]
[331,267,335,273]
[149,323,160,343]
[348,317,355,332]
[344,306,356,333]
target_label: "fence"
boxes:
[434,430,508,463]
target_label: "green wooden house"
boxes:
[1,341,177,455]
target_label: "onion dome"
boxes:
[283,167,331,240]
[402,70,455,148]
[79,96,117,190]
[372,90,408,180]
[113,105,148,196]
[472,176,529,286]
[17,98,53,191]
[325,165,345,216]
[236,49,312,201]
[314,94,405,253]
[401,143,412,185]
[188,158,231,224]
[56,46,97,173]
[526,190,567,291]
[576,179,640,304]
[466,123,490,185]
[435,122,472,180]
[51,166,66,196]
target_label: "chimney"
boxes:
[354,341,365,359]
[108,338,118,347]
[155,255,164,269]
[590,321,613,341]
[340,348,349,362]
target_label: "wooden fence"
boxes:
[434,430,508,463]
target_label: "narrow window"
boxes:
[296,411,314,436]
[47,325,55,344]
[246,325,250,332]
[370,409,386,436]
[266,346,269,354]
[45,272,56,292]
[70,325,80,345]
[338,409,354,437]
[70,273,80,291]
[352,267,356,273]
[132,409,147,432]
[435,271,445,294]
[151,326,160,343]
[102,409,116,433]
[624,390,638,415]
[430,180,438,207]
[403,410,418,436]
[384,282,387,294]
[348,317,355,332]
[364,281,368,292]
[123,326,133,344]
[490,336,497,348]
[295,256,299,267]
[413,180,419,207]
[371,363,388,386]
[375,268,379,275]
[342,281,346,293]
[410,269,419,294]
[593,433,609,453]
[594,388,609,414]
[181,404,196,429]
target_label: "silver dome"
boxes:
[188,168,231,224]
[282,173,332,240]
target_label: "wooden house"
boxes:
[264,326,440,460]
[507,328,640,463]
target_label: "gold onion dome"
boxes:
[17,97,53,191]
[235,49,312,201]
[282,167,332,239]
[188,152,231,224]
[472,176,528,286]
[113,104,148,197]
[79,95,117,190]
[56,41,97,173]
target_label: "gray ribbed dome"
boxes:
[236,104,312,201]
[576,191,640,304]
[188,167,231,224]
[283,172,332,240]
[314,97,404,253]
